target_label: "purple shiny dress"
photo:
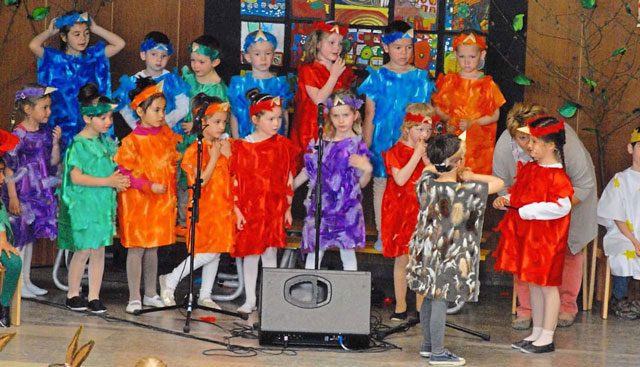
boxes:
[2,125,58,248]
[301,136,372,253]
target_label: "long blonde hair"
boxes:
[324,90,362,139]
[400,103,435,140]
[302,30,332,64]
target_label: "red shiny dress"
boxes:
[291,62,355,164]
[230,135,299,257]
[431,73,506,174]
[493,162,574,286]
[381,142,425,257]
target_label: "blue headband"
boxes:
[54,12,90,29]
[381,29,414,46]
[140,39,174,56]
[243,30,278,53]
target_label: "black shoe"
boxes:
[88,299,107,314]
[521,342,555,354]
[416,311,420,322]
[66,296,88,312]
[390,311,407,321]
[0,305,10,328]
[510,339,533,350]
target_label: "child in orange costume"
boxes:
[159,94,235,310]
[115,77,182,314]
[231,88,298,314]
[431,30,505,174]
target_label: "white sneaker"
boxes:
[126,300,142,314]
[198,298,221,310]
[159,275,176,306]
[237,302,257,314]
[20,285,37,299]
[26,282,48,296]
[143,295,165,308]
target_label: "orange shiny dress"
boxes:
[181,139,236,254]
[493,162,574,286]
[230,135,299,257]
[381,142,425,257]
[115,125,181,248]
[431,73,506,174]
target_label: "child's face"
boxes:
[407,124,432,145]
[455,44,485,74]
[384,38,414,67]
[244,41,275,73]
[63,23,90,54]
[141,49,170,74]
[137,98,166,128]
[317,33,343,63]
[527,135,556,161]
[514,130,532,155]
[202,112,228,140]
[329,105,358,136]
[627,142,640,168]
[26,97,52,124]
[252,107,283,137]
[190,53,218,77]
[85,112,113,134]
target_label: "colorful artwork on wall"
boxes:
[290,22,316,68]
[291,0,330,19]
[335,5,389,26]
[444,0,490,32]
[335,0,390,6]
[343,28,384,69]
[240,22,286,67]
[240,0,286,18]
[413,33,438,77]
[443,35,461,74]
[394,0,438,31]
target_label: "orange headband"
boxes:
[249,96,281,116]
[130,81,165,110]
[452,33,487,50]
[194,102,230,117]
[404,113,432,125]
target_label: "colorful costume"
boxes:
[291,62,355,156]
[58,135,118,251]
[181,138,235,254]
[301,136,371,254]
[228,73,293,138]
[231,135,298,257]
[380,142,425,257]
[0,203,21,308]
[115,125,181,248]
[1,125,58,248]
[494,162,574,286]
[113,69,190,133]
[431,73,505,174]
[357,67,434,177]
[37,43,111,150]
[407,172,489,303]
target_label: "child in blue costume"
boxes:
[358,20,434,248]
[29,11,125,151]
[113,31,190,135]
[228,30,293,138]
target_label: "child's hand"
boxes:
[459,119,473,132]
[8,197,20,216]
[633,240,640,257]
[0,238,19,259]
[88,16,99,32]
[348,154,373,172]
[47,19,60,35]
[151,183,167,194]
[493,196,510,209]
[235,207,246,231]
[329,57,346,79]
[107,171,130,190]
[219,139,231,158]
[413,140,427,159]
[181,122,193,134]
[457,167,473,182]
[209,140,221,160]
[284,208,292,228]
[446,123,457,134]
[52,126,62,143]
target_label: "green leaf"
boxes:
[557,102,581,118]
[513,14,525,32]
[582,127,598,133]
[30,7,49,20]
[602,89,608,103]
[513,74,534,86]
[626,2,633,14]
[581,0,597,9]
[581,76,597,90]
[613,47,627,56]
[3,0,18,5]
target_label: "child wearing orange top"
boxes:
[381,103,434,321]
[431,30,505,175]
[231,88,298,314]
[291,21,355,165]
[115,77,182,314]
[159,94,235,310]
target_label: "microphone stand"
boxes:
[314,103,324,270]
[135,101,247,331]
[374,317,491,341]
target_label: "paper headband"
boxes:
[0,130,19,156]
[14,86,57,102]
[324,94,364,112]
[130,81,164,110]
[140,39,174,56]
[404,112,432,125]
[312,21,348,37]
[630,128,640,143]
[195,102,230,117]
[188,42,220,60]
[55,12,90,29]
[382,29,414,45]
[243,30,278,52]
[452,33,487,50]
[517,115,565,137]
[249,96,281,116]
[81,103,117,116]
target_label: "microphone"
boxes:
[317,103,324,128]
[193,100,211,136]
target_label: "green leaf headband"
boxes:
[81,103,117,116]
[188,42,219,60]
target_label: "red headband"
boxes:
[404,113,432,125]
[312,21,348,37]
[249,96,281,116]
[524,115,565,137]
[452,33,487,50]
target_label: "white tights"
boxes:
[67,247,105,301]
[241,247,278,309]
[165,253,221,300]
[126,248,158,303]
[304,248,357,271]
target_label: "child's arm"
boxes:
[349,154,373,188]
[50,126,62,166]
[0,229,19,259]
[197,141,222,186]
[285,172,294,226]
[89,18,125,58]
[165,94,190,129]
[391,141,426,186]
[461,108,500,130]
[459,169,505,195]
[29,19,59,59]
[70,166,130,189]
[518,198,571,220]
[5,167,20,215]
[304,58,346,105]
[614,220,640,256]
[362,97,375,147]
[293,168,309,190]
[229,114,240,140]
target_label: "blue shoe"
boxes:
[429,350,466,366]
[420,343,431,358]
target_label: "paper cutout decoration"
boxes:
[557,102,581,118]
[240,0,286,18]
[414,33,438,77]
[513,74,534,86]
[394,0,438,31]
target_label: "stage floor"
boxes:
[1,267,638,367]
